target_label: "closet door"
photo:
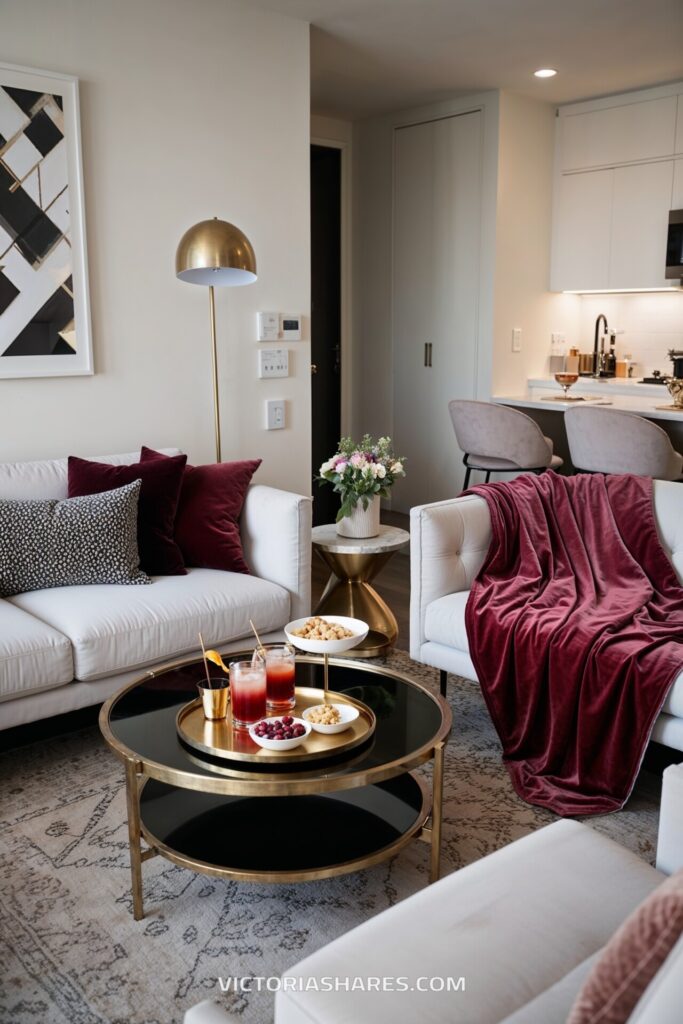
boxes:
[392,110,482,512]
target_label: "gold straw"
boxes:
[198,632,212,687]
[249,619,266,658]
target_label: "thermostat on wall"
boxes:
[280,314,302,341]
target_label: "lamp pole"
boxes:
[208,284,221,463]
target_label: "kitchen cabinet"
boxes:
[551,82,683,291]
[609,161,674,289]
[392,109,481,510]
[559,95,677,172]
[550,169,613,291]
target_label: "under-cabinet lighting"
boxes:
[562,288,681,294]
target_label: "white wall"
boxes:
[492,93,580,395]
[578,292,683,376]
[0,0,312,495]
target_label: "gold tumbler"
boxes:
[198,678,230,720]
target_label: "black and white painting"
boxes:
[0,63,92,377]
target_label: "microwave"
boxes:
[666,209,683,279]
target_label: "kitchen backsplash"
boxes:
[578,292,683,377]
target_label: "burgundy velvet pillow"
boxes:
[140,447,261,574]
[67,453,187,576]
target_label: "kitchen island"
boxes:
[493,378,683,472]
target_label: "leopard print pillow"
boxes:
[0,480,150,597]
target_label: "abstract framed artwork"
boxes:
[0,62,92,378]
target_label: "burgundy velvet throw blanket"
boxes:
[465,472,683,816]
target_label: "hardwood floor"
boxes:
[311,511,411,653]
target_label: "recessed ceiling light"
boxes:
[534,68,557,78]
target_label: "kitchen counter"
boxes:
[526,376,673,399]
[495,381,683,423]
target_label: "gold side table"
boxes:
[312,524,410,657]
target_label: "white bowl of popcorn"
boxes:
[284,615,369,655]
[302,702,360,734]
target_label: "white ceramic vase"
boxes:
[336,494,381,538]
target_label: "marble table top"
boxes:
[311,524,410,555]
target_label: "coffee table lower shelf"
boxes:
[138,771,431,887]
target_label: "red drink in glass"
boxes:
[229,660,267,728]
[266,646,296,711]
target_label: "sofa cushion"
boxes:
[9,568,290,681]
[0,599,73,700]
[68,452,188,576]
[424,591,470,652]
[140,448,261,574]
[423,590,683,719]
[276,820,662,1024]
[0,482,150,597]
[0,449,182,501]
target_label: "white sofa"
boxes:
[410,478,683,752]
[0,449,312,730]
[186,763,683,1023]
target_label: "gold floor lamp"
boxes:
[175,217,257,462]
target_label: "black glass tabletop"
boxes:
[102,653,449,792]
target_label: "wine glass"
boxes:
[554,372,579,399]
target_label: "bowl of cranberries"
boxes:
[248,715,311,751]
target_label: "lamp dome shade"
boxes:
[176,218,257,286]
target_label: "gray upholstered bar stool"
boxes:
[565,406,683,479]
[449,400,563,489]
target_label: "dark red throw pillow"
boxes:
[140,447,261,574]
[67,453,187,576]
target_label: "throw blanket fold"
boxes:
[465,473,683,816]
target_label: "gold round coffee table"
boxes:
[312,524,409,657]
[100,652,451,921]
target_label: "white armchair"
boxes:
[409,493,491,694]
[408,484,683,752]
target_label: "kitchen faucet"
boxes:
[593,314,608,378]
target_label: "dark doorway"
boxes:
[310,144,342,526]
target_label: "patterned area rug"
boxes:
[0,650,660,1024]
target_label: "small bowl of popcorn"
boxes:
[284,615,369,655]
[302,702,360,735]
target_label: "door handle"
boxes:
[310,363,318,374]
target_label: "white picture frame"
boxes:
[0,62,93,378]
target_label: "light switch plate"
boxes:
[258,348,289,378]
[266,399,285,430]
[512,327,522,353]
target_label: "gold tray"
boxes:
[176,686,376,767]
